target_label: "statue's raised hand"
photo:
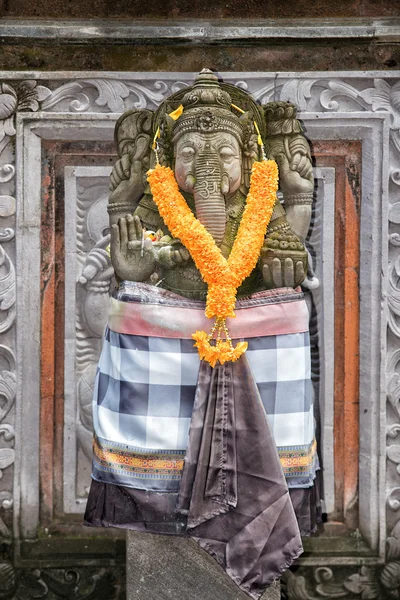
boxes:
[275,138,314,196]
[273,136,314,241]
[109,153,132,190]
[111,215,157,282]
[263,100,314,197]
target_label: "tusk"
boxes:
[221,172,230,195]
[185,173,196,190]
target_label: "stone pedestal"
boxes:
[127,530,281,600]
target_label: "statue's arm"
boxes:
[259,199,308,289]
[262,101,314,242]
[108,109,189,282]
[108,108,159,282]
[108,109,154,227]
[257,101,314,289]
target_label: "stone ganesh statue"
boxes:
[85,70,320,599]
[108,69,314,296]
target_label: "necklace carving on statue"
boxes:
[147,158,279,367]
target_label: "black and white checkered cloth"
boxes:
[92,326,316,491]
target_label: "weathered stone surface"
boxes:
[127,530,281,600]
[2,18,400,41]
[1,41,400,72]
[0,17,400,72]
[1,0,399,19]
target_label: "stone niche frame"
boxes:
[0,71,398,598]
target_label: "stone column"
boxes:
[127,530,281,600]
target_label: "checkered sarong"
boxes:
[92,283,317,492]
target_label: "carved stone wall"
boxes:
[0,71,398,597]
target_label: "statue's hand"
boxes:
[109,154,132,190]
[262,256,306,288]
[273,135,314,196]
[79,234,113,286]
[110,215,157,282]
[158,244,190,269]
[260,239,307,289]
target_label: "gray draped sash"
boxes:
[176,357,303,599]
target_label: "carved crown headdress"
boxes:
[170,70,245,144]
[154,69,266,147]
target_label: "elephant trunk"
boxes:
[193,153,226,246]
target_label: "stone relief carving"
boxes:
[0,80,52,143]
[0,421,14,535]
[75,181,113,467]
[0,340,16,539]
[4,76,398,123]
[0,242,16,334]
[0,425,14,477]
[285,522,400,599]
[0,562,125,600]
[0,83,17,543]
[0,72,398,594]
[31,79,188,114]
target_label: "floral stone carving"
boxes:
[0,71,397,598]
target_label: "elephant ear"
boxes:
[109,108,154,206]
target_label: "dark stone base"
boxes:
[127,530,281,600]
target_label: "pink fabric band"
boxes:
[108,294,309,339]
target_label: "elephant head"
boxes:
[163,69,258,247]
[174,130,242,246]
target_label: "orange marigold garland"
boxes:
[147,159,279,366]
